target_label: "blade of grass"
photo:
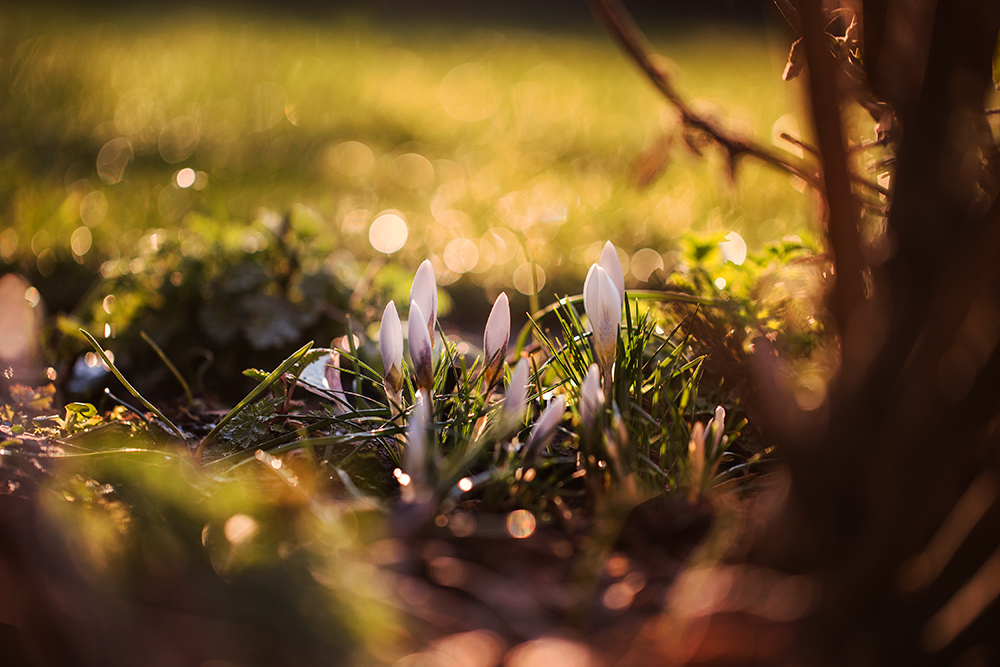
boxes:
[140,330,194,405]
[196,341,314,459]
[514,290,727,356]
[80,329,188,443]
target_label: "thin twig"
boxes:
[779,131,819,157]
[587,0,820,188]
[796,0,865,355]
[848,138,886,153]
[780,132,891,198]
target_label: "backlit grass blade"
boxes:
[140,330,194,405]
[80,328,188,443]
[197,341,313,458]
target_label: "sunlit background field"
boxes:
[1,5,818,388]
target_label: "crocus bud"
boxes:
[599,241,625,300]
[406,390,430,488]
[410,259,437,344]
[583,264,622,381]
[707,405,726,458]
[523,395,566,462]
[502,358,530,432]
[688,421,706,497]
[380,301,404,404]
[482,292,510,391]
[579,363,604,427]
[408,301,434,394]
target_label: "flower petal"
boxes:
[482,292,510,389]
[410,259,437,343]
[600,241,626,300]
[583,263,599,326]
[503,358,530,429]
[380,300,404,393]
[592,266,622,372]
[524,395,566,461]
[580,363,604,427]
[408,301,434,393]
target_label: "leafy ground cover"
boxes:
[1,245,793,665]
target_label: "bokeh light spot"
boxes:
[369,212,408,254]
[630,248,664,281]
[389,153,434,189]
[158,116,200,163]
[327,141,375,179]
[224,513,259,546]
[506,509,536,539]
[96,137,134,184]
[443,238,479,274]
[24,286,41,308]
[80,191,108,227]
[70,227,93,257]
[512,263,546,296]
[175,168,196,188]
[506,637,595,667]
[719,231,748,265]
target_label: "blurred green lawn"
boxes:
[0,7,814,321]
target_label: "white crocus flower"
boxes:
[706,405,726,458]
[502,357,530,432]
[410,259,438,345]
[379,300,404,408]
[408,301,434,395]
[523,395,566,462]
[579,363,604,427]
[406,390,430,488]
[482,292,510,391]
[583,264,622,387]
[599,241,626,300]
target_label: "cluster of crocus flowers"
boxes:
[583,242,625,391]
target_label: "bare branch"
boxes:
[587,0,821,189]
[796,0,866,345]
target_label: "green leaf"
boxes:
[199,341,314,455]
